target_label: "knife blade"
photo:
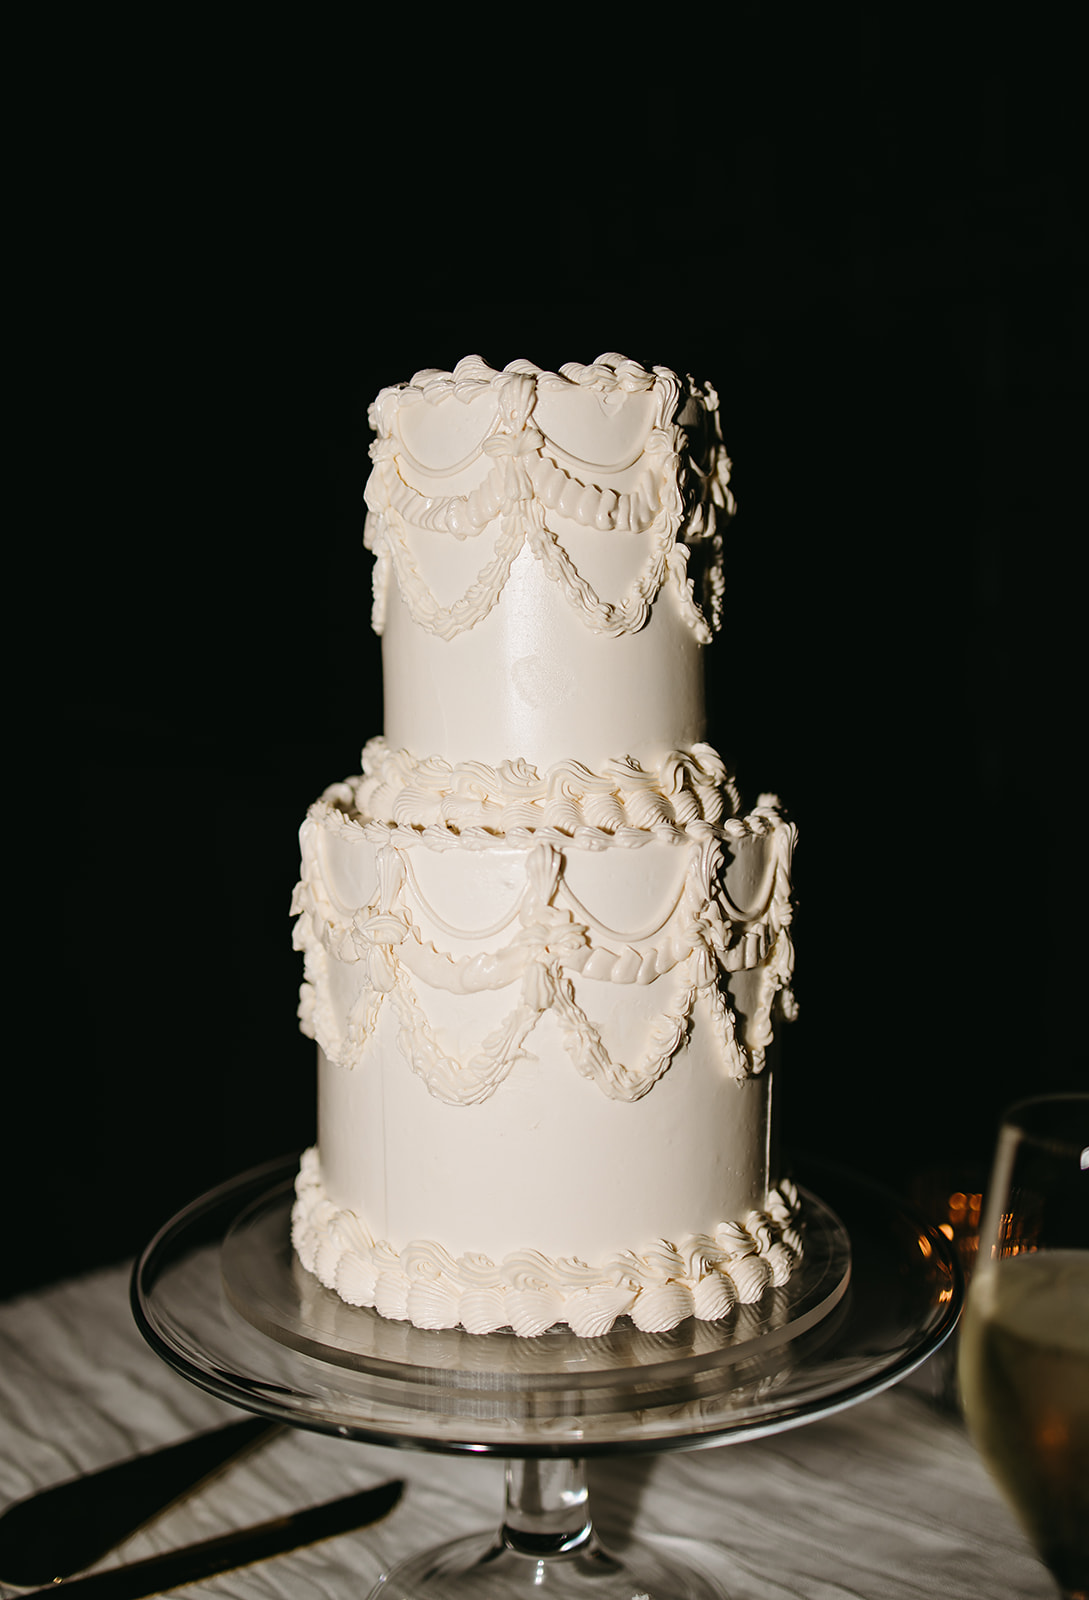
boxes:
[18,1477,404,1599]
[0,1416,280,1585]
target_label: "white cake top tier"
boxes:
[364,353,734,771]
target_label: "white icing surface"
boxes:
[293,1146,803,1337]
[365,353,731,771]
[292,766,796,1105]
[349,737,740,832]
[293,353,800,1337]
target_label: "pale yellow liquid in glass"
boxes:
[959,1249,1089,1592]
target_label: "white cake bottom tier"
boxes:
[293,1170,801,1338]
[290,762,799,1336]
[293,1007,802,1337]
[293,1125,803,1344]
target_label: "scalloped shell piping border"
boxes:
[292,1147,804,1338]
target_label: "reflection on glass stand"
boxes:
[132,1156,961,1599]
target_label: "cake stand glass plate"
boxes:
[132,1156,961,1598]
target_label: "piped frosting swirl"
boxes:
[340,737,741,835]
[293,1148,804,1338]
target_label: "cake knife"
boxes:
[0,1415,280,1585]
[12,1477,405,1598]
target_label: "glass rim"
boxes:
[1000,1091,1089,1154]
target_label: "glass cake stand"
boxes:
[131,1155,962,1598]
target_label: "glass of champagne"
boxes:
[958,1093,1089,1598]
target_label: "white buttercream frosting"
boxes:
[364,353,732,646]
[293,1147,803,1338]
[347,736,741,833]
[291,755,796,1105]
[368,354,731,772]
[291,352,802,1338]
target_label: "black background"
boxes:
[18,13,1084,1299]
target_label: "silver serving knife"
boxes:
[0,1415,280,1585]
[16,1478,405,1598]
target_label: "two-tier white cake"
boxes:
[291,353,802,1337]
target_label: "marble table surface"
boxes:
[0,1261,1056,1599]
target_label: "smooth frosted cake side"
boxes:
[291,354,801,1337]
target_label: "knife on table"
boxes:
[15,1478,405,1598]
[0,1416,281,1586]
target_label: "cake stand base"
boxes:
[132,1156,962,1600]
[374,1529,720,1599]
[371,1457,722,1597]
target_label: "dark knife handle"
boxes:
[0,1416,278,1586]
[20,1478,404,1599]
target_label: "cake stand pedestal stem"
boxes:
[369,1455,724,1597]
[501,1457,594,1555]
